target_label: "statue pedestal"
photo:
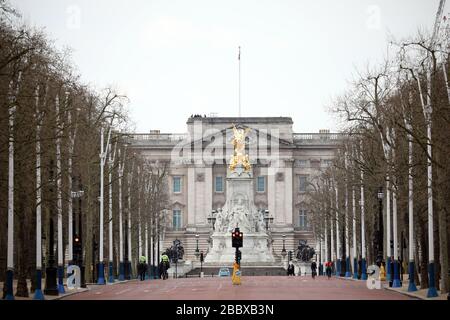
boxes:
[204,232,275,264]
[205,164,276,265]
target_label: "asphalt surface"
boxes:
[61,276,414,300]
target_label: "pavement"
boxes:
[0,279,124,300]
[337,274,448,300]
[384,283,448,300]
[61,276,415,300]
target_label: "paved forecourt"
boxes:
[62,276,414,300]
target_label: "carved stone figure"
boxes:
[229,125,251,172]
[227,193,253,233]
[256,210,266,232]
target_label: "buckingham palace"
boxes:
[127,116,341,266]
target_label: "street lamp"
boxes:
[194,234,200,259]
[173,239,181,279]
[71,177,86,288]
[376,187,384,266]
[44,161,58,296]
[281,235,287,260]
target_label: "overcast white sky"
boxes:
[12,0,448,133]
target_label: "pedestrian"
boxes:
[358,256,362,279]
[138,256,147,281]
[379,261,386,281]
[311,260,317,279]
[287,262,295,276]
[160,253,170,280]
[325,261,332,279]
[389,257,394,287]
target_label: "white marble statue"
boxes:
[215,208,225,232]
[256,210,266,233]
[227,193,253,233]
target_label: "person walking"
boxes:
[311,260,317,279]
[287,262,295,276]
[138,256,147,281]
[160,253,170,280]
[325,261,332,279]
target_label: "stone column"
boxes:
[284,159,294,226]
[267,165,276,224]
[204,165,213,226]
[187,165,196,230]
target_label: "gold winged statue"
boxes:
[229,125,251,172]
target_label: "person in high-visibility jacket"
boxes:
[138,256,147,281]
[160,254,170,280]
[232,261,241,285]
[379,262,386,281]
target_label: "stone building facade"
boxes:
[128,116,341,264]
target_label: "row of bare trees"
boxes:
[0,2,169,299]
[306,25,450,295]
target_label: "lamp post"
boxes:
[5,72,22,300]
[98,127,108,284]
[117,146,125,281]
[360,154,367,280]
[44,218,58,296]
[44,161,58,296]
[334,183,341,277]
[406,125,417,291]
[352,185,358,279]
[173,239,181,279]
[195,234,200,259]
[281,235,287,261]
[377,187,384,266]
[77,182,86,288]
[71,178,86,288]
[34,90,44,299]
[108,142,117,284]
[55,95,65,294]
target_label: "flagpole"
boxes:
[238,46,241,117]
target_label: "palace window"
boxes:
[299,175,308,192]
[215,176,224,192]
[173,176,181,193]
[299,209,308,230]
[173,209,182,230]
[257,176,265,192]
[297,160,308,167]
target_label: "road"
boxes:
[62,276,414,300]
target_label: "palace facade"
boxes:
[127,116,341,264]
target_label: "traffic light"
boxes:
[200,252,204,263]
[288,251,292,261]
[235,249,242,264]
[232,228,243,248]
[73,235,82,258]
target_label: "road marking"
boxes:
[165,285,179,293]
[115,288,131,295]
